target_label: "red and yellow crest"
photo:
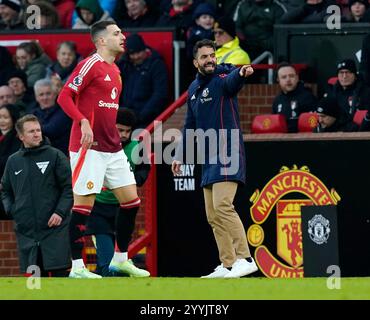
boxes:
[247,165,340,278]
[262,118,272,129]
[87,181,94,190]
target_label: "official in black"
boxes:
[1,114,72,276]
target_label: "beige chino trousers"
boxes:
[203,181,251,268]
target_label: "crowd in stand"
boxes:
[0,0,369,213]
[271,57,370,133]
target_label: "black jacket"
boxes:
[0,129,21,219]
[1,140,73,272]
[360,34,370,86]
[0,129,21,180]
[313,120,359,133]
[280,0,334,24]
[272,81,318,132]
[118,48,169,128]
[326,79,370,122]
[156,2,196,39]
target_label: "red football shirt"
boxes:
[58,53,122,153]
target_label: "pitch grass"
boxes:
[0,277,369,300]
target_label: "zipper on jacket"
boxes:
[27,156,40,242]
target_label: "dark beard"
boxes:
[199,63,215,75]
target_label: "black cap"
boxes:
[214,16,236,38]
[0,0,21,13]
[317,96,341,119]
[337,59,357,74]
[125,33,146,54]
[7,69,28,88]
[349,0,369,8]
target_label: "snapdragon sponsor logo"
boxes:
[130,121,241,175]
[98,101,119,109]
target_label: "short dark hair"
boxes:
[15,114,40,135]
[276,62,297,77]
[116,108,137,128]
[90,21,117,43]
[193,39,216,59]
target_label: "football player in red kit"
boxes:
[58,21,142,278]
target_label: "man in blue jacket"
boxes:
[172,39,258,278]
[32,79,71,156]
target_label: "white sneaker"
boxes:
[69,267,102,279]
[224,258,258,278]
[109,259,150,277]
[201,264,231,278]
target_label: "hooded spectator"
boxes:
[0,0,25,30]
[73,0,114,29]
[186,2,216,59]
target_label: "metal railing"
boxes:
[173,40,186,100]
[251,51,274,84]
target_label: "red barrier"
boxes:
[251,63,308,73]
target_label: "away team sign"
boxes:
[247,165,341,278]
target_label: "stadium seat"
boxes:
[298,112,318,132]
[251,114,288,134]
[353,109,367,126]
[327,76,338,85]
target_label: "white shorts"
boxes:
[70,149,136,195]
